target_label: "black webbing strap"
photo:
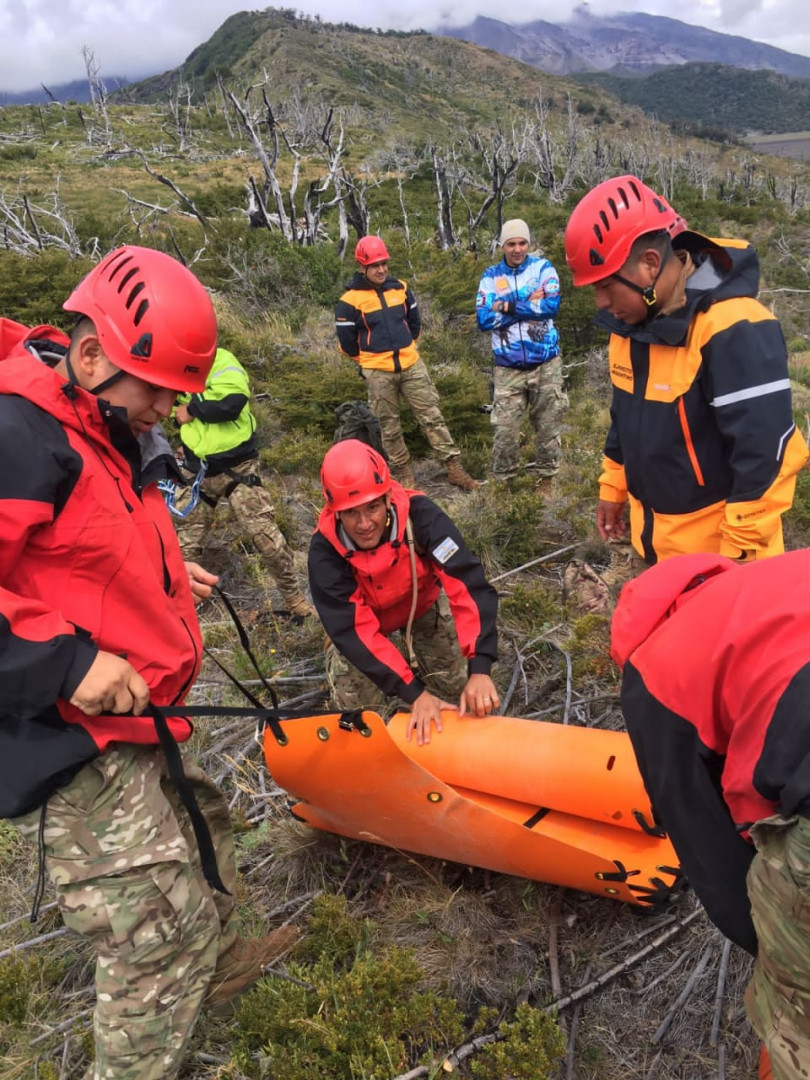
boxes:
[148,702,230,895]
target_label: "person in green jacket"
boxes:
[174,347,312,618]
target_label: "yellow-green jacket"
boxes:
[177,347,257,476]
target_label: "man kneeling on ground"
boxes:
[308,439,500,745]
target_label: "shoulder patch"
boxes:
[432,536,460,565]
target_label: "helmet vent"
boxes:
[133,299,149,325]
[106,252,134,282]
[118,267,139,293]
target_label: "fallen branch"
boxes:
[490,541,586,584]
[543,908,702,1015]
[651,941,715,1045]
[0,926,68,960]
[710,936,733,1047]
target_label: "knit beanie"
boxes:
[499,219,531,245]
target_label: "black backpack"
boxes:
[333,400,387,458]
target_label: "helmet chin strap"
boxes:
[63,350,127,397]
[611,246,671,311]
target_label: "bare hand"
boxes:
[459,673,500,718]
[406,690,454,746]
[175,404,192,425]
[69,650,150,716]
[185,561,219,604]
[597,499,627,541]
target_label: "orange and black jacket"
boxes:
[335,272,421,373]
[611,550,810,955]
[0,322,202,817]
[308,483,498,703]
[597,232,808,564]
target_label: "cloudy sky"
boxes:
[1,0,808,93]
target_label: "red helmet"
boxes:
[355,236,390,266]
[63,245,217,392]
[321,439,391,511]
[565,176,688,287]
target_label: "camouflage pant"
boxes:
[490,358,568,479]
[174,458,300,597]
[362,359,459,469]
[12,745,237,1080]
[745,814,810,1080]
[325,593,468,714]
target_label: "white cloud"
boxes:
[0,0,808,94]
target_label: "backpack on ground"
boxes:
[333,400,387,458]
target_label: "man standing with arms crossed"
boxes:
[476,218,567,487]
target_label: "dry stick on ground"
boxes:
[650,941,715,1045]
[0,901,58,933]
[489,542,587,584]
[0,927,68,960]
[396,908,706,1080]
[29,1007,93,1046]
[710,936,734,1048]
[543,908,703,1015]
[565,906,619,1080]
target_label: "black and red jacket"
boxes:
[308,483,498,703]
[0,321,202,817]
[611,550,810,953]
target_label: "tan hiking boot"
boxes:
[205,926,300,1007]
[445,457,481,491]
[283,592,315,619]
[392,463,416,488]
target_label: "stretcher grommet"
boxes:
[317,727,330,741]
[427,791,442,803]
[604,887,620,895]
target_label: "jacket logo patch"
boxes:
[432,537,459,564]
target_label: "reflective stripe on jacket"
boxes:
[335,273,421,373]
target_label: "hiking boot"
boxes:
[283,592,315,619]
[392,463,416,488]
[205,926,300,1007]
[445,458,480,492]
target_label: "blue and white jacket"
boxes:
[476,253,561,368]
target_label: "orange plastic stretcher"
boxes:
[262,710,683,909]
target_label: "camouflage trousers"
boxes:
[12,745,237,1080]
[362,359,459,470]
[490,358,568,479]
[325,593,468,714]
[174,458,300,597]
[745,814,810,1080]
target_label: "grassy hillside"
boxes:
[578,62,810,137]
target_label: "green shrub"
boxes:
[470,1002,565,1080]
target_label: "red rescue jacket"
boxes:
[611,550,810,953]
[308,483,498,704]
[0,320,201,816]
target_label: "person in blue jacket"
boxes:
[476,219,567,485]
